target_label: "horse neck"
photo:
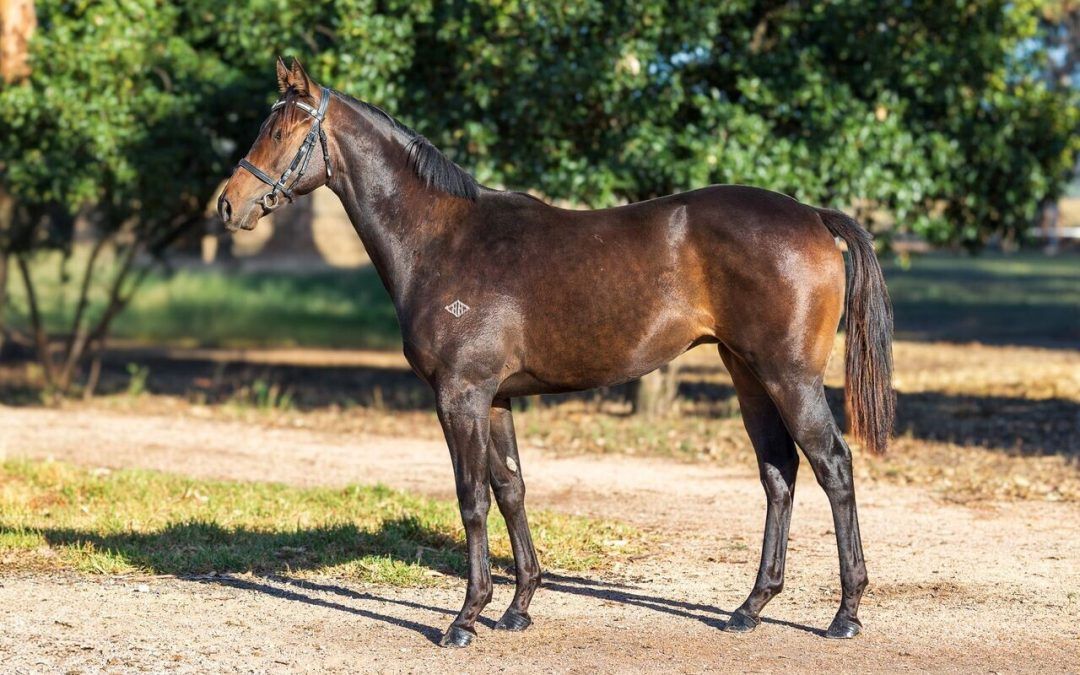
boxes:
[324,99,468,306]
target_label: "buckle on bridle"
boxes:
[261,191,282,210]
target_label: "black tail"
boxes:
[816,208,895,454]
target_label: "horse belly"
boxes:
[514,300,712,394]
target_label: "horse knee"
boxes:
[492,475,525,506]
[457,489,491,528]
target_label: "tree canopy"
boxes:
[0,0,1075,396]
[3,1,1077,251]
[396,0,1078,246]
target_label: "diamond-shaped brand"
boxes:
[445,300,470,317]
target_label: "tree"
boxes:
[1040,0,1080,89]
[178,0,1080,414]
[3,0,1076,402]
[0,0,35,356]
[0,0,34,83]
[390,1,1078,411]
[391,1,1078,247]
[0,0,246,395]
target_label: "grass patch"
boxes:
[883,251,1079,345]
[7,249,1076,351]
[5,251,401,350]
[0,459,639,585]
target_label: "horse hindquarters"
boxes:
[708,205,890,638]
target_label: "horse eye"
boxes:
[273,129,283,142]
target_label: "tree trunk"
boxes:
[15,253,57,391]
[0,253,8,357]
[0,0,35,84]
[0,0,32,357]
[628,363,681,417]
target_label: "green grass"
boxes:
[882,251,1079,345]
[113,266,401,349]
[5,251,401,350]
[7,248,1076,350]
[0,459,638,584]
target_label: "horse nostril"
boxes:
[219,196,232,223]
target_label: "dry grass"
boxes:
[36,336,1072,505]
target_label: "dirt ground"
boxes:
[2,405,1078,673]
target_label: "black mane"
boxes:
[340,92,480,201]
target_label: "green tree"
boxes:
[180,0,1078,243]
[3,0,1076,401]
[397,1,1078,247]
[0,0,244,395]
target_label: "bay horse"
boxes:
[218,59,894,647]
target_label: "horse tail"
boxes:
[816,208,895,454]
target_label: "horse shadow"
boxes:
[5,520,821,642]
[3,336,1076,457]
[198,571,825,642]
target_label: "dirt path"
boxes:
[2,405,1078,672]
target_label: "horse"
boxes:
[218,58,894,648]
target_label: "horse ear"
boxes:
[276,56,290,94]
[289,57,314,97]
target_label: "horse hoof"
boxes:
[825,615,862,639]
[439,626,475,648]
[723,611,760,633]
[494,610,532,632]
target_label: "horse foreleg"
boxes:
[436,381,497,647]
[488,398,541,631]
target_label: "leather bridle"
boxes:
[237,86,333,211]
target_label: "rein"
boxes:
[237,86,333,210]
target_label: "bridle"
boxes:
[237,86,333,211]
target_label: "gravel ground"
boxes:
[1,405,1078,673]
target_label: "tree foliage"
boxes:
[0,0,244,394]
[189,0,1078,246]
[0,1,1077,395]
[393,1,1078,246]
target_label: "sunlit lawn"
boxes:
[0,459,638,583]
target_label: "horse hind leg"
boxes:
[755,368,869,638]
[718,345,799,633]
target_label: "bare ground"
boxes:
[1,405,1078,673]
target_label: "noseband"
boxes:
[237,86,333,211]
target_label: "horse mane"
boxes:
[337,91,480,201]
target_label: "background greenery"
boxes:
[0,0,1077,393]
[4,1,1077,245]
[7,249,1074,350]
